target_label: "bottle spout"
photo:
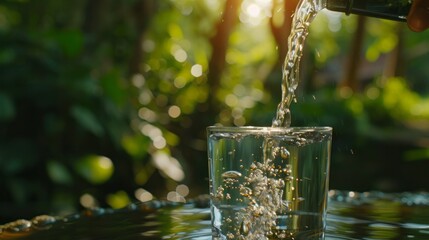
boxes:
[325,0,412,22]
[325,0,352,15]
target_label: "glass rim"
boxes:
[207,126,332,134]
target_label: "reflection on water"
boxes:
[1,191,429,239]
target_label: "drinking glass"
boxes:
[207,126,332,240]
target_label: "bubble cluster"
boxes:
[214,141,297,239]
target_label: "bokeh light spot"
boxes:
[246,3,261,18]
[80,193,97,208]
[191,64,203,77]
[176,184,189,197]
[152,151,185,181]
[153,135,166,149]
[168,105,181,118]
[167,191,186,202]
[172,48,187,62]
[132,74,145,88]
[142,39,155,52]
[138,107,157,122]
[135,188,154,202]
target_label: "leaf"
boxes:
[56,29,83,58]
[0,140,38,175]
[47,161,73,185]
[106,191,130,209]
[121,134,150,159]
[0,92,15,121]
[70,105,104,136]
[100,69,127,106]
[74,155,114,184]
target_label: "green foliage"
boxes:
[74,155,115,185]
[0,1,142,221]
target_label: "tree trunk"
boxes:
[129,0,157,75]
[382,24,404,83]
[207,0,242,105]
[338,15,366,92]
[270,0,299,68]
[264,0,299,97]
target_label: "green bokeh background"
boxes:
[1,0,429,223]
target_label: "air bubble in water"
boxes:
[280,147,290,159]
[240,186,253,197]
[250,163,257,170]
[215,186,224,199]
[283,164,292,175]
[271,147,280,158]
[222,171,242,179]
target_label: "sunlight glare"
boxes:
[247,3,261,18]
[240,0,272,26]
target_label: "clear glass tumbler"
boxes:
[207,126,332,240]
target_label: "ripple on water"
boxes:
[1,191,429,239]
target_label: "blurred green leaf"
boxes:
[47,161,73,185]
[100,69,127,106]
[106,191,130,209]
[404,149,429,161]
[74,155,114,185]
[121,134,150,159]
[70,106,104,137]
[0,92,15,121]
[0,5,20,29]
[55,29,83,58]
[164,130,179,147]
[0,140,38,175]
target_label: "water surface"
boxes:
[1,191,429,239]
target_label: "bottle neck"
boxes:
[325,0,412,22]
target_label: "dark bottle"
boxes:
[325,0,413,22]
